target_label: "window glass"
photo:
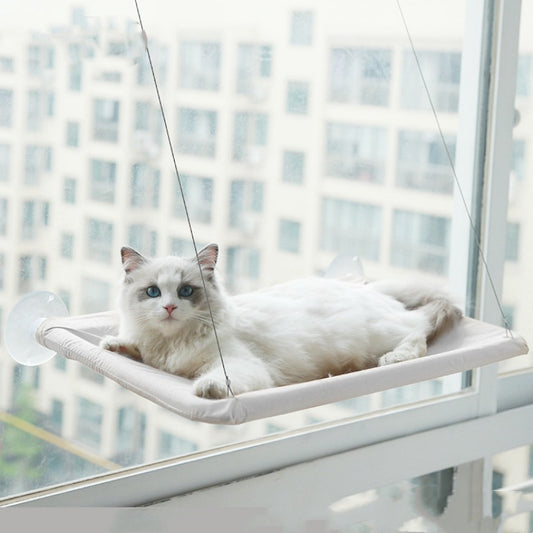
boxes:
[279,219,301,253]
[326,123,387,182]
[330,48,391,106]
[177,108,217,157]
[401,51,461,113]
[287,81,309,114]
[0,0,481,500]
[93,99,120,142]
[290,11,313,46]
[179,41,221,91]
[282,150,305,183]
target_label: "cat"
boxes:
[100,243,462,399]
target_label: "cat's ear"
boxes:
[196,243,218,273]
[121,247,146,274]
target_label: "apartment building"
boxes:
[0,1,531,502]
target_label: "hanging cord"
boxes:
[133,0,234,396]
[395,0,513,336]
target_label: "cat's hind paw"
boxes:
[193,377,228,399]
[378,349,419,366]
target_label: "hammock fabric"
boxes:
[36,312,528,424]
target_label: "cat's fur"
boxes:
[100,244,462,399]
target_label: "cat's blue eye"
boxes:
[178,285,194,298]
[146,285,161,298]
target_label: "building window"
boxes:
[64,177,77,204]
[131,164,160,208]
[0,253,5,290]
[158,430,197,460]
[27,90,42,130]
[87,219,113,263]
[134,102,163,153]
[233,112,268,162]
[116,407,146,463]
[330,48,392,107]
[179,41,220,91]
[28,44,47,75]
[287,81,309,114]
[236,44,272,96]
[90,159,116,203]
[0,88,13,127]
[516,54,531,98]
[0,144,10,181]
[505,223,520,262]
[137,43,168,87]
[279,219,301,253]
[69,62,82,91]
[401,50,461,113]
[502,305,515,330]
[512,139,526,182]
[46,92,54,117]
[169,238,209,258]
[24,145,52,185]
[177,108,217,158]
[60,233,74,259]
[226,246,261,288]
[229,180,263,230]
[396,130,456,194]
[76,397,103,449]
[320,197,382,260]
[38,257,47,280]
[173,175,213,224]
[0,57,14,72]
[49,399,64,434]
[0,198,7,235]
[390,210,450,275]
[19,255,32,293]
[54,355,67,372]
[21,201,36,240]
[93,98,120,142]
[81,277,110,314]
[326,123,387,183]
[290,11,313,46]
[66,121,79,147]
[282,150,305,184]
[128,224,158,257]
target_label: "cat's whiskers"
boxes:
[187,310,222,328]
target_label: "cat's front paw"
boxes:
[100,335,121,352]
[100,336,142,360]
[193,377,228,399]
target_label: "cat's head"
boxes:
[117,244,223,335]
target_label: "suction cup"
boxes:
[4,291,68,366]
[324,254,364,279]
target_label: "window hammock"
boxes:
[34,312,527,424]
[4,0,530,425]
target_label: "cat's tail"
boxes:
[370,279,463,341]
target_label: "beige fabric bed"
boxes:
[36,312,528,424]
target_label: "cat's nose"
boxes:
[163,304,177,316]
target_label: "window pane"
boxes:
[179,41,220,91]
[326,123,387,182]
[290,11,313,46]
[330,48,391,106]
[0,0,478,500]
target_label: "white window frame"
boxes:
[2,0,531,509]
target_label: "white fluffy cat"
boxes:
[100,244,462,399]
